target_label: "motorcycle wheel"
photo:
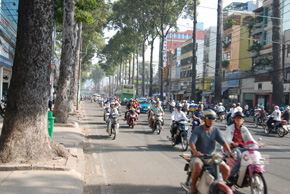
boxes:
[250,172,267,194]
[264,127,270,135]
[111,127,116,140]
[131,120,134,129]
[219,115,223,122]
[156,124,161,135]
[277,127,285,138]
[181,135,188,151]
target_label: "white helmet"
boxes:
[110,102,115,106]
[219,102,222,106]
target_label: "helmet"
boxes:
[218,102,222,106]
[191,100,194,103]
[232,103,236,107]
[233,111,245,118]
[274,105,279,110]
[237,102,241,106]
[176,103,182,108]
[130,99,133,102]
[202,109,216,119]
[260,105,264,109]
[110,102,115,106]
[152,100,156,104]
[286,105,289,108]
[280,107,284,111]
[198,104,204,109]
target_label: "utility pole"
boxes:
[272,0,283,108]
[214,0,223,103]
[191,0,197,102]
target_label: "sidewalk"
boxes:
[0,108,85,194]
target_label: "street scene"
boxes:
[1,0,290,194]
[81,100,290,194]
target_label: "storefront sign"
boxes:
[228,88,240,95]
[0,55,13,69]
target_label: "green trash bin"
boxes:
[48,111,55,138]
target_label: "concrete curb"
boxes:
[54,121,79,128]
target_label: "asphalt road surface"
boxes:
[81,101,290,194]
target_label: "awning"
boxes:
[202,91,214,96]
[176,90,186,95]
[222,87,229,94]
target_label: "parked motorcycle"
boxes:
[222,141,267,194]
[180,153,233,194]
[169,120,189,151]
[127,110,137,128]
[151,113,163,134]
[107,113,119,140]
[265,116,290,137]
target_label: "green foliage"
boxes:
[248,41,262,53]
[223,19,237,31]
[255,58,272,67]
[222,40,231,50]
[222,60,231,68]
[89,63,105,84]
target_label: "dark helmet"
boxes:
[233,111,245,118]
[176,103,182,108]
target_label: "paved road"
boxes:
[81,101,290,194]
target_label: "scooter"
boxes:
[169,120,189,151]
[127,110,137,128]
[254,116,267,129]
[103,103,110,123]
[107,113,119,140]
[265,116,290,137]
[217,111,225,122]
[151,113,163,135]
[222,141,267,194]
[180,153,233,194]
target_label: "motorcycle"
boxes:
[180,153,233,194]
[264,116,290,137]
[103,103,110,123]
[245,110,251,117]
[222,141,267,194]
[127,110,137,128]
[217,111,225,122]
[192,118,203,131]
[107,113,119,140]
[254,116,267,129]
[151,113,163,134]
[169,120,189,151]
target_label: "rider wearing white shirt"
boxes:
[170,103,188,140]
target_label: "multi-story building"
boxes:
[178,31,204,100]
[0,0,18,100]
[203,26,217,77]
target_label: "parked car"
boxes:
[139,99,150,113]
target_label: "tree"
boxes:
[214,0,223,104]
[0,0,69,163]
[272,0,283,107]
[53,0,76,123]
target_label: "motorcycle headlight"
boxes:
[212,154,223,165]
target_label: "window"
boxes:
[288,45,290,58]
[167,33,171,38]
[258,83,262,90]
[180,34,184,39]
[227,52,231,60]
[175,33,178,38]
[188,34,191,39]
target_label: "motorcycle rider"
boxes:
[170,103,188,141]
[124,99,136,121]
[225,111,261,182]
[150,100,164,128]
[192,104,203,130]
[216,102,226,118]
[106,102,119,132]
[189,109,235,194]
[267,105,281,129]
[170,99,176,113]
[257,105,267,123]
[227,103,237,126]
[282,106,290,121]
[182,100,190,115]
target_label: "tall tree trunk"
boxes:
[128,58,131,84]
[68,23,78,113]
[149,38,155,97]
[191,0,197,102]
[0,0,69,163]
[136,48,139,97]
[73,22,82,106]
[132,53,135,87]
[142,39,145,97]
[119,59,122,89]
[214,0,223,103]
[54,0,76,123]
[272,0,283,108]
